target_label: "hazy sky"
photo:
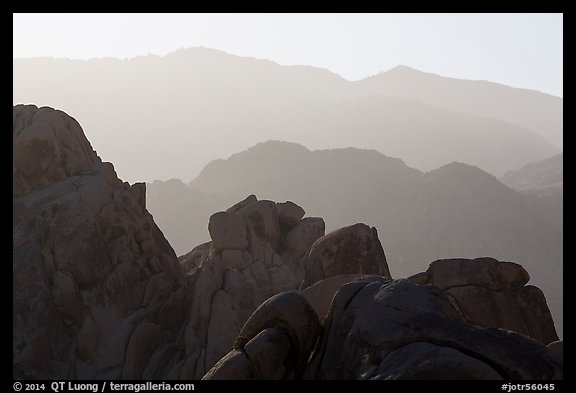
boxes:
[13,13,563,96]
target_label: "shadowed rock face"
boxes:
[202,291,321,380]
[410,258,558,345]
[13,106,101,198]
[305,278,561,380]
[300,223,391,289]
[206,278,562,380]
[13,105,561,380]
[13,105,326,379]
[547,341,563,366]
[13,105,187,379]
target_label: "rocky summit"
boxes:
[13,106,562,380]
[13,105,186,379]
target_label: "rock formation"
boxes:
[13,105,562,380]
[148,140,563,338]
[203,291,321,380]
[410,258,558,345]
[300,223,391,289]
[12,105,331,379]
[178,204,393,377]
[13,105,188,379]
[306,278,561,380]
[206,278,562,380]
[547,340,563,365]
[175,195,326,377]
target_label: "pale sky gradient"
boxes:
[13,13,563,96]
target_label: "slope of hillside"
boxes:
[148,141,563,335]
[288,95,557,176]
[13,48,561,182]
[501,153,563,195]
[188,141,423,237]
[356,65,563,148]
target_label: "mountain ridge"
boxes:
[501,153,563,195]
[357,64,563,148]
[14,47,561,182]
[14,48,563,99]
[147,139,562,336]
[375,64,562,98]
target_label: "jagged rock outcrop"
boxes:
[180,203,399,376]
[13,106,101,198]
[300,223,391,289]
[13,105,188,379]
[409,258,558,344]
[176,195,326,377]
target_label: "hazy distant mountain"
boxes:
[13,48,560,182]
[146,141,563,335]
[356,65,563,148]
[501,153,563,196]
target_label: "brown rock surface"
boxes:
[277,201,306,229]
[208,212,249,251]
[13,105,187,379]
[13,105,100,198]
[179,198,325,376]
[300,223,392,289]
[410,258,558,344]
[204,292,320,379]
[304,278,562,380]
[301,274,370,322]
